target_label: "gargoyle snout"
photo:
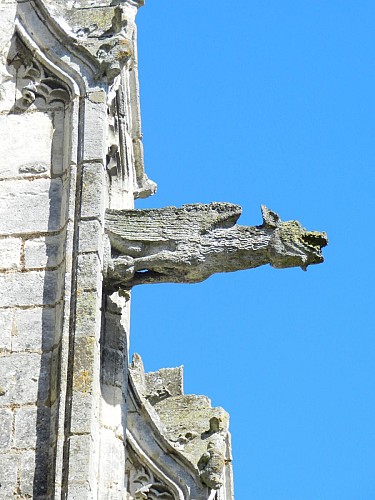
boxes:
[301,231,328,249]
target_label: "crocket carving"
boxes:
[104,203,327,289]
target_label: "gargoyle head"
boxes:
[261,206,328,271]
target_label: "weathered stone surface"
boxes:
[19,447,50,497]
[70,393,99,435]
[153,394,229,489]
[0,238,21,269]
[100,386,123,433]
[0,3,17,113]
[68,434,94,483]
[75,290,101,339]
[19,450,36,497]
[0,408,13,450]
[129,354,231,491]
[98,429,125,497]
[101,348,125,389]
[72,336,100,395]
[14,406,38,449]
[0,178,63,235]
[0,353,50,406]
[105,203,328,288]
[0,310,12,351]
[77,253,102,292]
[0,270,59,307]
[51,111,66,175]
[80,163,106,220]
[0,113,53,179]
[145,366,184,404]
[10,307,55,352]
[82,100,107,161]
[78,219,103,254]
[24,234,65,269]
[0,453,19,498]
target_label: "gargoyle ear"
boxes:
[261,205,281,228]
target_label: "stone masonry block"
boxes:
[0,270,58,307]
[103,312,127,352]
[0,408,13,450]
[70,393,99,436]
[24,233,65,269]
[19,450,35,498]
[68,434,94,483]
[101,347,125,388]
[72,336,99,395]
[19,449,49,498]
[0,353,50,406]
[0,453,19,498]
[98,428,125,498]
[0,178,62,235]
[0,238,21,269]
[14,405,51,451]
[75,290,101,339]
[82,99,107,161]
[0,113,53,178]
[66,482,94,500]
[14,406,38,449]
[0,309,12,351]
[100,385,123,432]
[78,219,103,254]
[11,307,55,353]
[77,253,102,292]
[18,430,50,497]
[80,163,106,220]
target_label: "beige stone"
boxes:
[0,178,63,235]
[0,237,21,269]
[0,113,53,179]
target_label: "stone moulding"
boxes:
[104,203,328,289]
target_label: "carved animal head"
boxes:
[261,206,328,271]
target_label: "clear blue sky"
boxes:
[130,2,375,498]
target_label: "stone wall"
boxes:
[0,9,70,495]
[0,1,234,498]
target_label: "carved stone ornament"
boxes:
[7,38,71,110]
[126,453,175,500]
[55,3,137,83]
[127,354,233,496]
[104,203,328,289]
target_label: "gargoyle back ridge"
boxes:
[105,202,242,245]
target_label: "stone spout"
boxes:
[103,203,327,289]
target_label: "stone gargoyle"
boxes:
[103,202,327,290]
